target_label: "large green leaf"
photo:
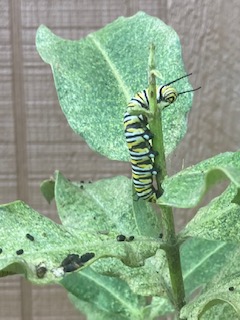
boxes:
[180,238,236,297]
[146,238,236,319]
[201,303,239,320]
[0,201,161,283]
[69,293,135,320]
[54,172,161,237]
[158,151,240,208]
[180,240,240,319]
[179,185,240,243]
[90,251,168,298]
[199,248,240,319]
[54,172,169,300]
[36,12,193,161]
[61,267,146,320]
[180,274,240,319]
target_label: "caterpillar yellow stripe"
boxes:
[124,84,179,202]
[124,74,200,202]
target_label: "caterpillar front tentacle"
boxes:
[124,74,200,202]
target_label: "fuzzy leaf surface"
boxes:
[90,251,168,298]
[0,201,161,283]
[61,267,146,320]
[36,12,193,161]
[69,293,134,320]
[199,248,240,319]
[179,185,240,243]
[181,238,236,297]
[54,172,161,237]
[54,172,167,300]
[158,152,240,208]
[180,275,240,319]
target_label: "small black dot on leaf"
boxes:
[116,234,126,241]
[0,248,2,254]
[16,249,24,255]
[60,254,80,267]
[229,286,235,291]
[63,263,80,273]
[79,252,95,263]
[128,236,134,241]
[26,233,34,241]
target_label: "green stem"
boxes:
[148,44,185,316]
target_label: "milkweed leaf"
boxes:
[36,12,193,161]
[158,152,240,208]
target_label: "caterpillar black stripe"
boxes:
[124,74,200,202]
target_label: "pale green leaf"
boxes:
[36,12,193,161]
[0,201,161,282]
[54,172,161,237]
[158,152,240,208]
[147,296,174,318]
[179,185,240,242]
[181,238,236,296]
[40,178,55,203]
[69,294,131,320]
[180,275,240,319]
[90,250,168,297]
[61,267,145,320]
[201,303,239,320]
[200,248,240,319]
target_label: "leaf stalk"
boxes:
[148,43,185,316]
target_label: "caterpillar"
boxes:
[124,74,200,202]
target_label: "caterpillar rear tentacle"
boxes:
[124,74,200,203]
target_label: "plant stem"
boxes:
[148,44,185,316]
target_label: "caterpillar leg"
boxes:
[126,105,153,119]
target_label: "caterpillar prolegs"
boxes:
[124,74,200,202]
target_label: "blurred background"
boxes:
[0,0,239,319]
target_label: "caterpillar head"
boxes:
[157,85,178,107]
[157,73,200,109]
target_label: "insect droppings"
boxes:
[229,286,235,291]
[79,252,95,263]
[60,254,80,267]
[116,234,126,242]
[16,249,24,255]
[0,248,2,254]
[128,236,135,241]
[63,263,80,273]
[26,233,34,241]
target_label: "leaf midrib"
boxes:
[82,268,141,316]
[89,33,131,102]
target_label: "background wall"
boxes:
[0,0,239,319]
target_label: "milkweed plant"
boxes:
[1,12,240,320]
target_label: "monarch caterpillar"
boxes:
[124,74,200,202]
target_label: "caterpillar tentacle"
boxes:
[124,74,199,202]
